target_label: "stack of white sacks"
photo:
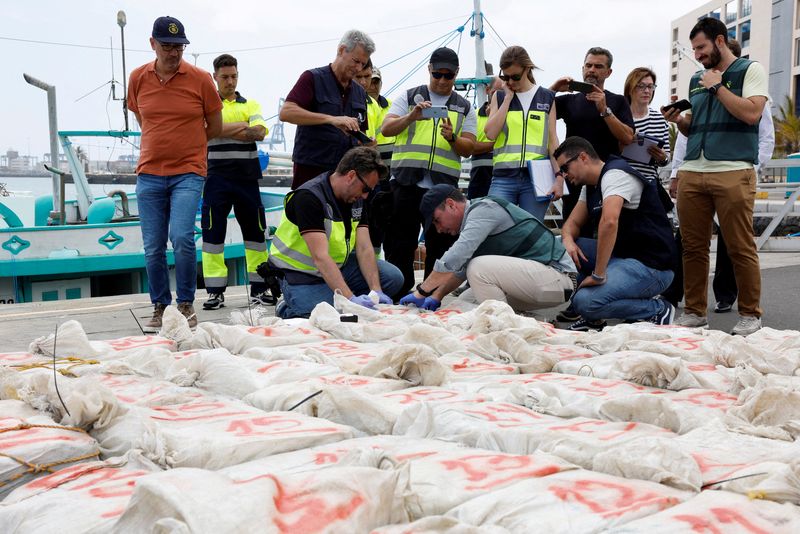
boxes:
[1,296,800,532]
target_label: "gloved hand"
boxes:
[374,290,393,305]
[421,296,441,311]
[399,292,425,307]
[349,294,376,309]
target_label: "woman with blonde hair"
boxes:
[484,45,563,220]
[622,67,670,180]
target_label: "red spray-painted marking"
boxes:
[550,478,680,518]
[440,453,563,490]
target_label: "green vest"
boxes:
[685,58,759,163]
[269,173,360,280]
[492,87,554,175]
[471,196,565,264]
[391,85,470,186]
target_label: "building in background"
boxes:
[670,0,799,115]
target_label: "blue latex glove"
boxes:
[421,296,441,311]
[399,292,425,307]
[374,291,393,305]
[349,294,375,309]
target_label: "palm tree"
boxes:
[774,96,800,157]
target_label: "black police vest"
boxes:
[585,156,675,271]
[292,66,368,170]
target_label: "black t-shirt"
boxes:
[285,189,368,243]
[555,91,634,160]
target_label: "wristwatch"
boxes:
[707,82,722,96]
[447,132,457,143]
[416,283,436,297]
[600,107,613,118]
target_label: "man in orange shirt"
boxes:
[127,16,222,331]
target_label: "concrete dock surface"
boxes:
[1,250,798,351]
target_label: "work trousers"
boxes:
[201,176,267,294]
[383,182,457,298]
[676,168,761,317]
[463,255,573,311]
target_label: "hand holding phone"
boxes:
[662,99,692,113]
[348,130,372,144]
[421,105,449,119]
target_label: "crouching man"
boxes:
[267,147,404,318]
[554,136,676,331]
[398,184,578,312]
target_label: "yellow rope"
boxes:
[0,450,100,487]
[0,423,90,435]
[10,357,100,377]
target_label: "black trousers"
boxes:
[383,182,457,299]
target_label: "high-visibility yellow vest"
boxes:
[269,173,360,280]
[471,103,492,169]
[390,85,470,186]
[207,92,268,180]
[492,87,555,176]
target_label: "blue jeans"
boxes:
[571,238,673,321]
[488,175,550,221]
[277,255,404,319]
[137,173,204,305]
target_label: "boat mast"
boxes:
[117,11,130,131]
[472,0,487,107]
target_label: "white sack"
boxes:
[360,344,449,386]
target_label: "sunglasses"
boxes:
[431,72,456,80]
[159,42,186,52]
[559,154,580,176]
[354,172,374,194]
[499,68,528,82]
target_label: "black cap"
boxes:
[152,16,190,45]
[430,47,459,72]
[420,184,456,232]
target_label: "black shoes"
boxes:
[203,293,225,310]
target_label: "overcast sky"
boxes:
[2,0,707,163]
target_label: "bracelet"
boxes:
[590,272,607,282]
[416,283,437,297]
[447,133,457,144]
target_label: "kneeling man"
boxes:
[268,147,403,318]
[554,136,676,331]
[399,184,577,312]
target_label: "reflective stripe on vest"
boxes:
[391,85,469,183]
[493,87,554,171]
[269,174,360,278]
[207,92,267,180]
[471,106,493,168]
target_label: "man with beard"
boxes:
[663,17,768,336]
[280,30,374,189]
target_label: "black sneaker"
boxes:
[567,318,607,332]
[714,301,733,313]
[556,305,581,322]
[250,291,277,306]
[651,298,675,325]
[203,293,225,310]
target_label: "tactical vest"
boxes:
[685,58,759,163]
[471,102,493,169]
[391,85,470,186]
[269,173,361,282]
[492,87,554,177]
[292,66,368,170]
[207,92,265,180]
[470,196,565,264]
[585,157,676,271]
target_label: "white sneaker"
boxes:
[674,312,708,328]
[731,315,761,336]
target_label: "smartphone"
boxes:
[568,80,595,93]
[422,106,449,119]
[348,130,372,144]
[662,99,692,113]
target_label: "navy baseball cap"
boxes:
[420,184,456,232]
[152,16,190,44]
[430,47,459,71]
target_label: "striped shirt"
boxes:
[626,108,670,181]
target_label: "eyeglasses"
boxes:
[559,154,580,176]
[499,68,528,82]
[431,72,456,80]
[354,172,374,194]
[635,83,657,92]
[158,42,186,52]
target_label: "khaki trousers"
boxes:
[676,168,762,317]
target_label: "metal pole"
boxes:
[473,0,487,107]
[23,73,62,224]
[117,11,129,131]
